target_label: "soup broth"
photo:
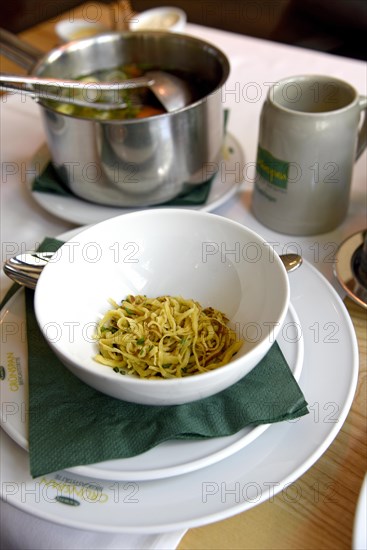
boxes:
[42,64,209,120]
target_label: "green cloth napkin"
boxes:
[32,112,230,207]
[26,238,308,478]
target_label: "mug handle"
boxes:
[356,96,367,160]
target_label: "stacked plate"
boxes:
[0,230,358,532]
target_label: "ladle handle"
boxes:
[0,28,44,71]
[0,72,152,91]
[0,82,129,110]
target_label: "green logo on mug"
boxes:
[256,146,289,189]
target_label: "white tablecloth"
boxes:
[1,22,366,550]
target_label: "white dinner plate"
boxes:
[27,133,244,225]
[0,259,358,533]
[0,289,303,481]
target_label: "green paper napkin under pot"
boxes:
[32,163,214,206]
[32,112,230,207]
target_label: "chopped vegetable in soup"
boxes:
[42,64,179,120]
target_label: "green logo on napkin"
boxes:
[55,495,80,507]
[256,146,289,189]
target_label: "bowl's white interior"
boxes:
[35,210,288,382]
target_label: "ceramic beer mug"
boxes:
[252,75,367,235]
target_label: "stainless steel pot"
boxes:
[0,29,230,207]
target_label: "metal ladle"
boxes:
[3,252,303,291]
[144,71,191,112]
[0,70,191,112]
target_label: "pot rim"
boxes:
[30,30,230,122]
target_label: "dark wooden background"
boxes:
[1,0,366,60]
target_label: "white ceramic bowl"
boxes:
[55,19,109,42]
[129,6,186,32]
[35,210,289,405]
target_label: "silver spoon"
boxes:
[3,251,54,290]
[0,71,191,112]
[3,252,303,290]
[280,253,303,272]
